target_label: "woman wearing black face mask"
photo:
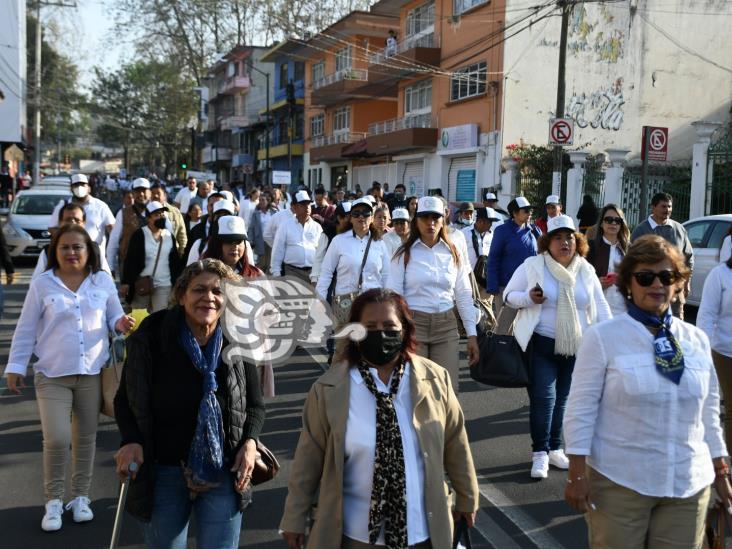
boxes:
[122,201,183,311]
[281,288,479,549]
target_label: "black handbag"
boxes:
[470,307,530,388]
[452,517,473,549]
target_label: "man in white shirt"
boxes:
[462,207,500,269]
[50,174,115,257]
[454,202,475,229]
[382,207,410,257]
[188,179,215,212]
[174,176,198,213]
[264,204,294,249]
[238,187,260,231]
[270,190,323,282]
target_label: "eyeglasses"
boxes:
[350,210,372,219]
[631,270,680,287]
[603,216,623,225]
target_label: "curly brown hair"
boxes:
[537,230,589,258]
[616,235,690,298]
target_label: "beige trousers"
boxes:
[585,467,710,549]
[34,372,101,501]
[341,537,432,549]
[411,309,460,392]
[131,285,171,312]
[712,350,732,452]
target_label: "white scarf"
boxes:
[544,253,583,356]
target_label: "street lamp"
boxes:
[247,60,271,186]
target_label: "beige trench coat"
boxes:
[279,354,479,549]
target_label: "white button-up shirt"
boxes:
[5,270,125,378]
[174,187,197,214]
[462,226,493,269]
[698,263,732,358]
[263,208,293,248]
[343,364,429,545]
[270,216,323,276]
[382,230,403,258]
[51,197,115,251]
[387,239,477,336]
[315,231,390,299]
[139,227,173,286]
[564,314,727,498]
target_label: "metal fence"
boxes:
[621,163,692,228]
[707,128,732,216]
[581,155,606,210]
[517,172,554,209]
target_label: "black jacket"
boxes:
[113,306,266,521]
[184,214,210,260]
[122,227,183,302]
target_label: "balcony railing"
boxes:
[219,75,250,95]
[220,115,250,131]
[311,131,366,148]
[312,68,368,91]
[368,113,436,136]
[368,31,437,65]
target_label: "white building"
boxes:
[501,0,732,162]
[0,0,27,167]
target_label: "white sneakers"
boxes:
[531,452,549,479]
[41,497,93,532]
[531,449,570,479]
[41,499,64,532]
[66,496,94,523]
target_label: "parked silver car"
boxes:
[2,188,71,257]
[683,214,732,306]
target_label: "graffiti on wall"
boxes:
[567,78,625,131]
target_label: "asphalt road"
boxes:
[0,261,589,549]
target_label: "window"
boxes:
[405,80,432,114]
[295,111,304,139]
[333,106,350,133]
[453,0,488,16]
[294,62,305,82]
[686,221,713,248]
[406,1,435,38]
[312,61,325,85]
[310,114,325,138]
[278,116,288,144]
[279,63,288,89]
[335,46,352,73]
[450,61,487,101]
[708,221,732,249]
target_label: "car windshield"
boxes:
[12,195,66,215]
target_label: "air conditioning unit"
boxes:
[450,14,460,24]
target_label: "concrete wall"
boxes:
[501,0,732,161]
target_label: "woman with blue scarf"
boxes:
[564,235,732,548]
[113,259,266,548]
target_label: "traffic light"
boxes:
[286,80,296,106]
[180,162,188,169]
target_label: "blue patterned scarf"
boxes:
[179,321,225,483]
[627,302,685,384]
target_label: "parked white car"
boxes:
[683,214,732,306]
[2,188,71,257]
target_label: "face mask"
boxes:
[154,218,167,229]
[72,185,89,198]
[358,329,403,366]
[458,218,472,225]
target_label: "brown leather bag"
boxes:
[134,236,163,297]
[251,440,280,486]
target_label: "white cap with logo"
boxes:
[392,208,410,221]
[71,174,89,185]
[351,197,374,210]
[547,214,576,234]
[213,199,236,215]
[132,178,151,190]
[485,192,497,201]
[514,196,532,209]
[416,196,444,217]
[217,215,247,240]
[146,201,168,214]
[293,190,312,204]
[545,194,561,205]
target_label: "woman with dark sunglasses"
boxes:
[587,204,630,315]
[564,235,731,548]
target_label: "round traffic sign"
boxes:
[550,120,573,145]
[649,128,667,151]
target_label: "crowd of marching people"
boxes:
[3,171,732,549]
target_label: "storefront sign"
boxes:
[272,170,292,185]
[439,124,478,151]
[455,169,476,201]
[407,175,425,198]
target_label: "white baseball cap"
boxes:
[484,192,497,201]
[217,215,247,241]
[351,197,374,211]
[364,195,377,205]
[336,201,352,215]
[514,196,532,209]
[392,208,410,221]
[146,201,168,214]
[71,174,89,185]
[546,194,561,205]
[476,207,500,221]
[132,178,151,190]
[547,214,576,234]
[292,190,312,204]
[213,199,236,215]
[218,190,234,202]
[416,196,444,217]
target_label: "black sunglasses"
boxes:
[350,210,372,219]
[603,216,623,225]
[631,270,680,287]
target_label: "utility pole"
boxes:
[551,0,571,197]
[33,1,41,186]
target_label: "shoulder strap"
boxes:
[151,234,164,278]
[470,229,479,256]
[356,236,373,292]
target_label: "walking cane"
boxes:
[109,462,138,549]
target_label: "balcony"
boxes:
[257,143,304,161]
[367,32,441,82]
[219,75,250,96]
[365,113,437,155]
[310,132,366,162]
[311,68,369,107]
[202,146,233,164]
[220,115,250,131]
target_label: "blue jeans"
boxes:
[527,333,576,453]
[142,465,242,549]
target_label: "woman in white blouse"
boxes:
[504,215,610,479]
[387,196,479,393]
[5,224,134,532]
[564,235,732,548]
[586,204,629,315]
[698,254,732,451]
